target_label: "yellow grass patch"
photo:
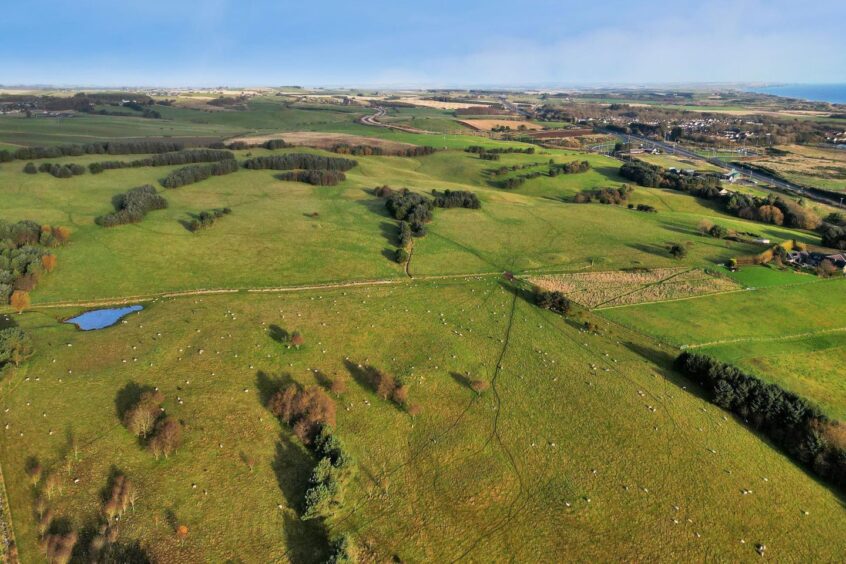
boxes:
[226,131,417,152]
[458,119,543,131]
[528,268,741,309]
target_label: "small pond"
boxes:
[65,305,143,331]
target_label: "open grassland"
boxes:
[601,276,846,416]
[458,119,543,131]
[744,145,846,192]
[1,143,815,304]
[2,279,846,562]
[529,268,740,308]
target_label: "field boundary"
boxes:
[684,326,846,350]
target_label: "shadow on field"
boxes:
[344,359,382,393]
[114,382,157,421]
[449,371,474,392]
[627,242,670,258]
[255,370,296,406]
[268,324,289,344]
[0,312,17,331]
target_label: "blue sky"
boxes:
[3,0,844,87]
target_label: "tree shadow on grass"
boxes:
[114,382,157,421]
[268,324,289,344]
[449,371,473,392]
[343,359,382,393]
[255,371,296,407]
[627,243,671,259]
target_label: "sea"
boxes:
[746,84,846,105]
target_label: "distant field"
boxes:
[458,119,542,131]
[635,154,722,173]
[745,144,846,192]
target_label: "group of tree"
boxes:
[676,352,846,492]
[211,138,289,151]
[620,160,821,231]
[573,185,634,205]
[89,149,235,174]
[329,143,436,158]
[820,213,846,250]
[3,140,184,162]
[629,203,658,213]
[268,383,337,445]
[535,290,571,315]
[0,220,68,306]
[489,162,545,176]
[23,161,85,177]
[466,145,535,155]
[96,185,167,227]
[160,159,239,188]
[0,327,33,370]
[383,188,434,225]
[431,189,481,209]
[186,208,232,232]
[122,389,183,459]
[549,160,591,175]
[277,170,346,186]
[242,153,357,172]
[302,425,354,521]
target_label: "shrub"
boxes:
[160,159,239,188]
[0,327,34,368]
[668,243,688,259]
[394,248,409,263]
[96,185,167,227]
[535,290,571,315]
[23,162,37,174]
[10,290,30,313]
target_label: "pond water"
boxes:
[65,305,143,330]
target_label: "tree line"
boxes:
[330,143,436,157]
[96,185,167,227]
[277,170,346,186]
[160,159,239,188]
[24,162,85,178]
[549,160,591,175]
[466,145,536,155]
[2,140,184,162]
[88,149,235,174]
[0,220,68,307]
[676,352,846,493]
[242,154,357,172]
[820,213,846,250]
[266,382,357,559]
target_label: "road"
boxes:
[606,131,844,209]
[359,106,432,134]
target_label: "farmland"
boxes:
[1,91,845,562]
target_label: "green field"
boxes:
[1,99,845,562]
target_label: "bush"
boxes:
[668,243,688,259]
[187,208,232,232]
[23,162,37,174]
[96,185,167,227]
[536,290,571,315]
[0,327,34,368]
[160,159,239,188]
[394,248,409,263]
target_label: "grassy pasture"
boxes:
[2,280,845,562]
[1,145,810,303]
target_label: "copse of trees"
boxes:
[466,145,535,155]
[89,149,235,174]
[820,213,846,249]
[431,189,481,209]
[160,159,239,188]
[268,384,337,445]
[29,162,86,178]
[0,220,69,304]
[549,160,591,175]
[0,327,34,369]
[96,185,167,227]
[384,189,434,224]
[241,153,357,172]
[121,388,183,458]
[573,185,634,205]
[535,290,571,315]
[277,170,346,186]
[187,208,232,232]
[302,425,354,521]
[676,351,846,492]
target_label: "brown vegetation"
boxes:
[268,384,336,444]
